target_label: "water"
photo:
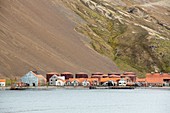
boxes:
[0,88,170,113]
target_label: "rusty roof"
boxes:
[108,72,121,75]
[146,77,163,83]
[145,73,164,83]
[47,72,59,75]
[121,74,136,77]
[109,74,121,78]
[136,78,146,82]
[76,72,88,75]
[123,72,136,75]
[91,75,102,78]
[102,74,108,77]
[100,78,120,82]
[92,72,103,75]
[35,75,47,81]
[61,72,73,75]
[145,73,170,83]
[86,78,98,82]
[0,79,6,82]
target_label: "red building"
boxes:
[146,73,170,86]
[121,72,137,82]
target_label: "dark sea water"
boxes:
[0,88,170,113]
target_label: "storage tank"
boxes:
[91,72,103,78]
[61,72,74,79]
[75,72,88,78]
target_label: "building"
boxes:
[116,72,137,86]
[69,78,84,86]
[118,78,127,86]
[136,78,146,87]
[20,71,46,87]
[49,75,65,86]
[68,78,99,86]
[65,80,72,86]
[100,78,120,86]
[46,72,60,82]
[86,78,99,86]
[69,79,80,86]
[0,79,6,87]
[82,80,90,86]
[146,73,170,86]
[161,73,170,86]
[121,72,137,83]
[36,75,47,86]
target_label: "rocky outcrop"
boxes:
[80,0,113,19]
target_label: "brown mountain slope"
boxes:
[0,0,119,78]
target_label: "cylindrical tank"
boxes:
[91,72,103,78]
[75,72,88,78]
[61,72,74,79]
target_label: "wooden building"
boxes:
[20,71,46,87]
[46,72,60,82]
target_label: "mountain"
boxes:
[62,0,170,76]
[0,0,169,78]
[0,0,118,78]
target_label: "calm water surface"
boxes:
[0,88,170,113]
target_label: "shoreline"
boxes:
[136,87,170,90]
[1,86,170,90]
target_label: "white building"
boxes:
[102,80,116,86]
[118,78,127,86]
[0,79,6,87]
[71,80,79,86]
[20,71,46,87]
[49,75,65,86]
[82,80,90,86]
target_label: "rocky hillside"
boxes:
[62,0,170,76]
[0,0,169,78]
[0,0,119,78]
